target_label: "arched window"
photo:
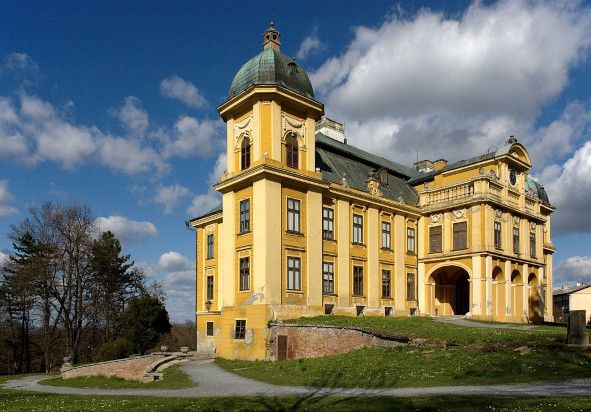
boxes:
[241,136,251,170]
[285,133,298,169]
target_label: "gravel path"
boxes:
[434,317,541,330]
[4,360,591,398]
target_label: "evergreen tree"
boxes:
[90,231,139,341]
[119,294,171,354]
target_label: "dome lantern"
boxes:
[262,22,281,51]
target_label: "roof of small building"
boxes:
[553,284,591,296]
[228,48,315,100]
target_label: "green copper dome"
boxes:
[228,48,315,100]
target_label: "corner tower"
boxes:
[217,24,324,176]
[210,26,324,359]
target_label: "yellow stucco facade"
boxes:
[189,26,555,360]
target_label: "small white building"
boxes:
[553,284,591,324]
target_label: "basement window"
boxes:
[234,320,246,340]
[324,304,334,315]
[385,307,393,317]
[356,305,365,317]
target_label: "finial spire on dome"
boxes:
[263,21,281,51]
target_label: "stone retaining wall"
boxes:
[268,324,406,361]
[62,354,165,383]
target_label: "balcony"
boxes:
[419,176,526,214]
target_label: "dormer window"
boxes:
[378,168,388,184]
[241,136,251,170]
[286,133,298,169]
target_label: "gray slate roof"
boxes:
[315,133,419,205]
[553,284,591,296]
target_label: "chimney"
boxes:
[316,117,346,143]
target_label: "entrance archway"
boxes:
[428,266,471,316]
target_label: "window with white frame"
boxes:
[322,207,334,240]
[287,198,301,233]
[322,261,334,294]
[287,256,301,291]
[353,214,363,244]
[381,221,391,249]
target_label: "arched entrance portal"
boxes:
[427,266,471,316]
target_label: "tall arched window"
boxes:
[285,133,298,169]
[241,136,251,170]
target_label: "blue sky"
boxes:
[1,1,590,321]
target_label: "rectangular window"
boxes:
[453,221,468,250]
[239,199,250,233]
[429,225,442,253]
[287,256,301,291]
[530,231,536,258]
[353,266,363,296]
[206,234,214,259]
[206,322,214,336]
[239,257,250,291]
[494,221,502,249]
[206,275,214,300]
[353,214,363,244]
[407,227,416,253]
[381,221,391,249]
[234,320,246,340]
[287,198,301,233]
[322,207,334,240]
[513,226,520,254]
[322,261,334,294]
[382,269,391,298]
[407,273,416,300]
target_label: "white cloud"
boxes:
[186,152,225,217]
[95,215,158,244]
[98,135,168,175]
[525,101,591,167]
[165,116,222,158]
[310,0,591,164]
[541,140,591,235]
[158,251,193,273]
[20,95,97,169]
[554,256,591,286]
[187,190,220,218]
[208,153,226,185]
[154,184,191,214]
[1,53,41,85]
[144,251,195,322]
[114,96,149,137]
[0,180,18,218]
[296,28,326,60]
[160,75,207,109]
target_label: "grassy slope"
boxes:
[216,316,591,388]
[38,364,195,389]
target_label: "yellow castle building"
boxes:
[189,25,555,360]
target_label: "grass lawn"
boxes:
[287,315,565,346]
[1,380,591,412]
[38,364,195,389]
[216,316,591,388]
